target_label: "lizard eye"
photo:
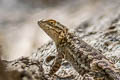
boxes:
[47,20,56,25]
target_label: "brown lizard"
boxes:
[38,19,120,80]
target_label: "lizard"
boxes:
[38,19,120,80]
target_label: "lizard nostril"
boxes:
[38,20,44,26]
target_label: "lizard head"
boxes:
[38,19,68,43]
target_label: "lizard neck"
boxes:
[55,33,70,47]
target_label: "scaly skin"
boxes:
[38,19,120,80]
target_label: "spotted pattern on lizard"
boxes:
[38,19,120,80]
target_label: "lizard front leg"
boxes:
[48,51,64,76]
